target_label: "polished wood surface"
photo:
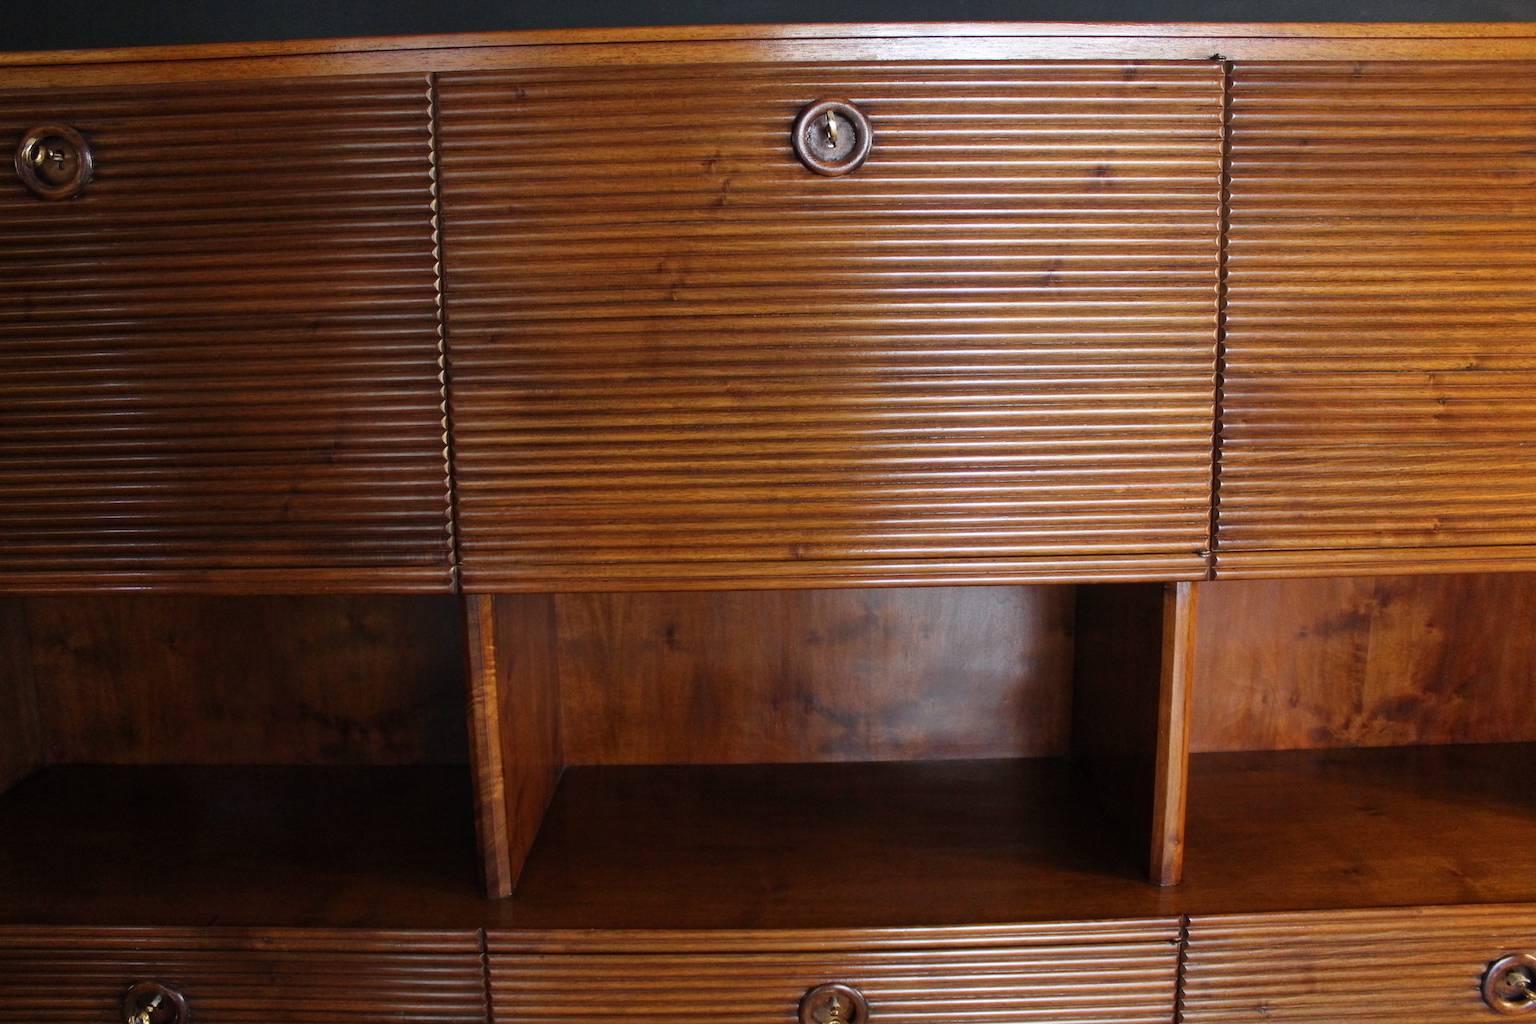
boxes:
[1073,583,1197,886]
[465,594,562,898]
[16,595,465,765]
[494,758,1165,929]
[1179,744,1536,915]
[0,765,487,927]
[1182,904,1536,1022]
[0,601,41,794]
[16,27,1536,90]
[1192,575,1536,752]
[439,61,1220,590]
[1216,61,1536,578]
[0,927,486,1024]
[555,587,1073,765]
[490,921,1180,1024]
[0,75,452,593]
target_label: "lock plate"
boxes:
[15,124,93,200]
[792,100,872,176]
[799,983,869,1024]
[1485,954,1536,1014]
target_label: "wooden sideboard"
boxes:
[4,22,1536,1024]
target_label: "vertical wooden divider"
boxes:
[464,593,564,899]
[1073,581,1199,886]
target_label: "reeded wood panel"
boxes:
[0,76,452,592]
[438,61,1222,590]
[1182,905,1536,1022]
[491,921,1180,1024]
[0,928,486,1024]
[1192,575,1536,752]
[1218,62,1536,577]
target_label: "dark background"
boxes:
[2,0,1534,53]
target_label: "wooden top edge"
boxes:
[6,21,1536,67]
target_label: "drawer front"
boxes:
[0,77,452,592]
[490,922,1181,1024]
[1218,61,1536,578]
[1183,906,1536,1022]
[0,928,486,1024]
[438,61,1223,590]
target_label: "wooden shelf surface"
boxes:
[4,745,1536,929]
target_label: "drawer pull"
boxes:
[1485,954,1536,1014]
[792,100,872,176]
[14,124,93,200]
[799,983,868,1024]
[123,982,188,1024]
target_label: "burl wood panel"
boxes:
[438,61,1222,590]
[465,593,562,898]
[0,928,486,1024]
[21,595,467,764]
[1192,575,1536,752]
[555,586,1074,765]
[1074,582,1197,886]
[490,922,1181,1024]
[1182,904,1536,1023]
[0,76,452,592]
[1218,62,1536,577]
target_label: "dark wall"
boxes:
[2,0,1532,52]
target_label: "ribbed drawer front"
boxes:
[1182,905,1536,1022]
[438,61,1222,591]
[0,76,452,592]
[0,928,486,1024]
[490,922,1181,1024]
[1218,61,1536,577]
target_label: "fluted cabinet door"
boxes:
[1218,61,1536,577]
[0,76,453,592]
[437,60,1223,591]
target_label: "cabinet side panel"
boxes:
[1219,61,1536,575]
[439,59,1222,590]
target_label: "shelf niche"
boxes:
[465,582,1197,904]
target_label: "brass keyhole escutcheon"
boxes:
[1485,954,1536,1014]
[792,100,872,176]
[123,981,189,1024]
[15,124,93,200]
[799,983,869,1024]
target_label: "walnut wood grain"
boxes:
[1192,575,1536,752]
[0,600,41,794]
[1073,582,1197,886]
[0,75,452,593]
[554,587,1074,765]
[489,921,1181,1024]
[15,28,1536,91]
[1182,904,1536,1023]
[465,594,563,898]
[439,61,1221,591]
[1217,61,1536,577]
[16,595,466,765]
[0,927,486,1024]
